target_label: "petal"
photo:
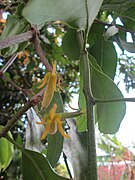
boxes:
[49,103,57,120]
[41,125,51,140]
[36,122,44,125]
[56,119,70,138]
[49,121,57,135]
[38,72,51,89]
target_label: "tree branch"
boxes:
[95,19,135,34]
[0,30,34,50]
[32,33,52,72]
[0,53,18,73]
[0,89,44,138]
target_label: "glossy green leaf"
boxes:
[0,126,14,172]
[0,15,28,57]
[90,38,117,79]
[23,0,103,29]
[47,92,64,167]
[62,28,80,60]
[22,149,69,180]
[90,55,126,133]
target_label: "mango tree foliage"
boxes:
[0,0,135,179]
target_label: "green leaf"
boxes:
[88,23,105,48]
[90,55,126,134]
[0,15,28,57]
[23,0,103,29]
[90,38,117,79]
[120,6,135,31]
[46,92,64,167]
[62,28,80,60]
[0,126,14,172]
[22,149,69,180]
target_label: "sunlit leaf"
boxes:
[22,149,69,180]
[0,126,14,172]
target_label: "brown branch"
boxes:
[0,72,33,96]
[95,19,135,34]
[31,26,52,72]
[32,35,52,72]
[1,74,23,91]
[0,88,44,138]
[0,30,34,50]
[0,53,18,73]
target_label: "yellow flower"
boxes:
[36,103,70,140]
[38,62,61,110]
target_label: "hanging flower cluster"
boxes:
[36,103,70,140]
[38,62,61,110]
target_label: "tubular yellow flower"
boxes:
[36,103,70,140]
[38,62,61,110]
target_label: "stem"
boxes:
[63,152,73,179]
[32,30,52,72]
[77,30,97,179]
[94,19,135,34]
[0,53,18,73]
[60,110,85,120]
[2,74,23,91]
[0,89,44,138]
[5,134,24,151]
[0,101,32,138]
[95,97,135,103]
[0,30,34,50]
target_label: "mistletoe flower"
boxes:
[38,62,61,110]
[36,103,70,140]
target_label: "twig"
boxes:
[31,26,52,72]
[0,88,44,138]
[63,152,73,179]
[1,71,32,95]
[0,53,18,73]
[0,30,34,50]
[95,19,135,34]
[1,74,23,92]
[95,97,135,103]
